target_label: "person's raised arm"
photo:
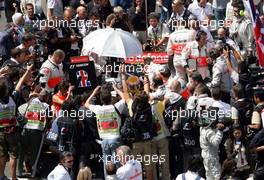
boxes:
[52,85,74,105]
[144,75,150,95]
[229,45,242,62]
[15,64,33,92]
[84,86,101,109]
[120,64,130,103]
[224,48,235,74]
[112,82,125,100]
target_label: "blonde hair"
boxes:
[113,6,124,14]
[53,49,65,58]
[172,0,184,6]
[77,166,92,180]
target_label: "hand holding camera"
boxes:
[26,63,34,72]
[216,123,225,130]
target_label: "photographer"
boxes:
[0,77,21,180]
[75,5,89,38]
[224,44,253,99]
[128,0,147,44]
[0,25,18,65]
[17,33,35,56]
[12,63,34,106]
[217,27,239,53]
[57,8,81,60]
[17,89,50,178]
[210,45,232,104]
[84,84,124,178]
[108,6,132,32]
[2,48,30,68]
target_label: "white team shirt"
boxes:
[211,100,231,117]
[188,2,213,22]
[47,164,71,180]
[116,160,143,180]
[147,24,170,39]
[47,0,63,18]
[176,171,205,180]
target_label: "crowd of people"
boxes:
[0,0,264,180]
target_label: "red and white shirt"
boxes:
[40,56,64,92]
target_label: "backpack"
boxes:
[163,97,186,129]
[232,98,254,127]
[254,103,264,128]
[180,109,200,148]
[120,107,155,145]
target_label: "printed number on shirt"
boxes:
[184,139,196,146]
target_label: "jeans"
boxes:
[110,0,132,11]
[101,138,122,177]
[160,0,172,23]
[17,129,42,176]
[152,138,170,180]
[213,8,226,29]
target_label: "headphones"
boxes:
[239,10,244,16]
[236,2,245,17]
[195,30,206,41]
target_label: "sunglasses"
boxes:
[65,160,74,163]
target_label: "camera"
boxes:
[249,65,264,86]
[223,43,231,51]
[143,40,154,52]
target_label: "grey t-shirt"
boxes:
[212,0,229,9]
[47,0,63,18]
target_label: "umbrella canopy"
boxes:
[82,28,143,58]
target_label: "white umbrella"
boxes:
[82,28,143,58]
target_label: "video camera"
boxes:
[248,64,264,88]
[143,39,155,52]
[31,34,48,69]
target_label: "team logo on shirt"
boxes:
[76,70,91,88]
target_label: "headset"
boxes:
[239,10,244,17]
[195,30,207,41]
[233,1,245,17]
